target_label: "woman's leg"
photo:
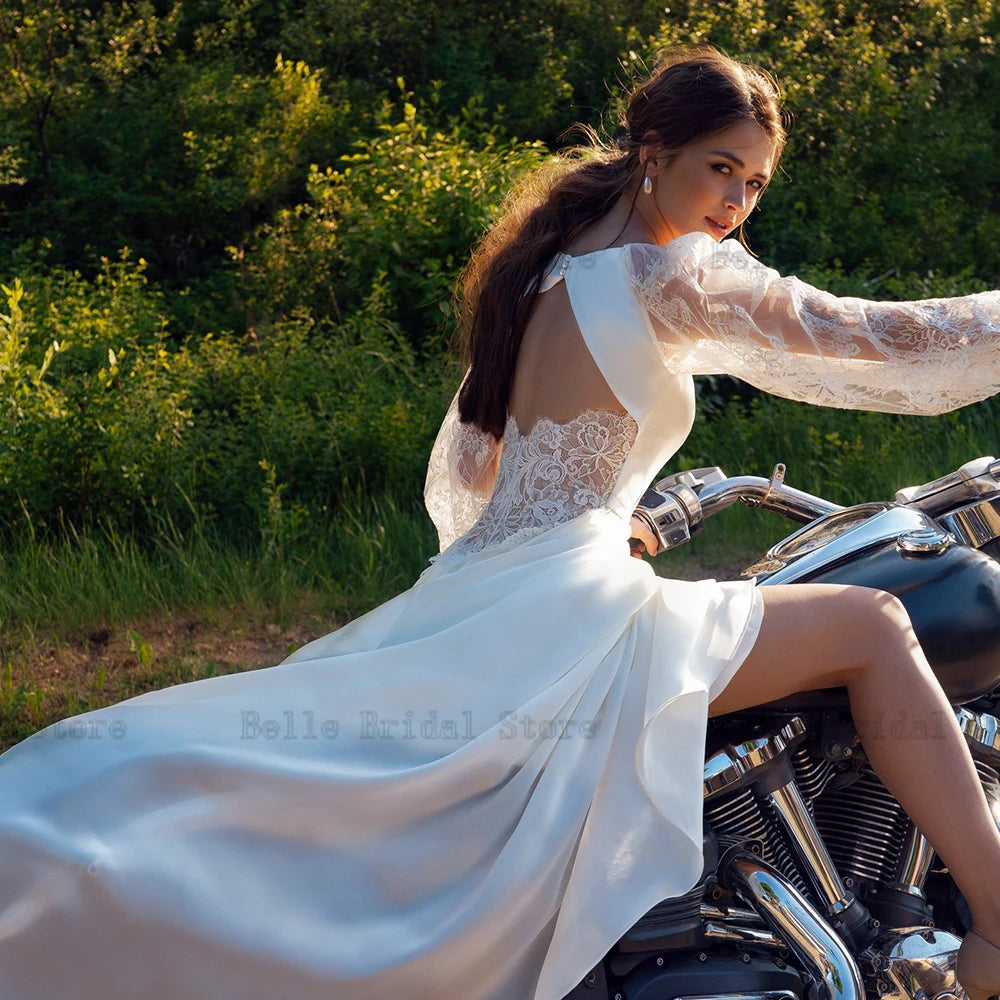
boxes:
[709,583,1000,943]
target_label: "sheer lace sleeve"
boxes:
[629,233,1000,415]
[424,376,502,552]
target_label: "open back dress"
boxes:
[0,233,998,999]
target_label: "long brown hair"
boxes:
[457,47,787,438]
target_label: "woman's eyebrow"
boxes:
[708,150,771,181]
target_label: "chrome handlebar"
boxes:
[633,464,842,554]
[699,467,844,524]
[634,455,1000,555]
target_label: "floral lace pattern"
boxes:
[423,389,501,552]
[453,408,638,557]
[629,235,1000,416]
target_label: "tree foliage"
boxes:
[0,0,997,542]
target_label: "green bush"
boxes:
[0,260,452,540]
[179,284,448,531]
[1,0,998,599]
[236,89,546,348]
[183,0,669,140]
[1,257,188,533]
[3,0,998,297]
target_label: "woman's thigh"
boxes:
[708,582,916,717]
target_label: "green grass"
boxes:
[0,493,438,637]
[0,494,439,748]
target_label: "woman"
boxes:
[1,48,1000,1000]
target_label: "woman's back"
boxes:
[507,219,642,432]
[509,279,625,432]
[454,263,641,558]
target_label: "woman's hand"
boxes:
[628,514,660,559]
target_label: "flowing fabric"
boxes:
[0,234,998,999]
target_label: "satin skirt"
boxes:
[0,508,761,999]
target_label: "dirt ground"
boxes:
[8,610,333,694]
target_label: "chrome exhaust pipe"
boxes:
[718,849,864,1000]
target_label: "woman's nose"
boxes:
[725,183,746,212]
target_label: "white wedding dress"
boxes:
[0,233,998,999]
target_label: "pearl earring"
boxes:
[642,176,653,195]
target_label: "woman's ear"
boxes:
[640,143,673,179]
[639,128,661,175]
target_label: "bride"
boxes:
[2,47,1000,1000]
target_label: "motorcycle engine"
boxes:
[697,708,1000,997]
[572,712,1000,1000]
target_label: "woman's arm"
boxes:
[629,234,1000,416]
[424,382,502,552]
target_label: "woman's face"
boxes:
[640,120,776,244]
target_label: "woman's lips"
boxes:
[706,216,732,236]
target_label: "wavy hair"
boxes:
[457,47,787,438]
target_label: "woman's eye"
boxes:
[712,163,764,194]
[714,163,764,193]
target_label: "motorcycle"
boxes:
[566,455,1000,1000]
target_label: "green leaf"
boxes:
[128,630,154,669]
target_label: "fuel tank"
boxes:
[745,503,1000,708]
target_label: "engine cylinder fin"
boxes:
[704,786,770,846]
[704,786,813,899]
[813,768,910,884]
[791,746,836,801]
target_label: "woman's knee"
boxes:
[759,583,915,677]
[842,587,921,664]
[821,587,929,697]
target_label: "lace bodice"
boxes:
[452,409,638,557]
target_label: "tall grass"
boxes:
[0,494,438,639]
[0,493,438,747]
[5,393,997,636]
